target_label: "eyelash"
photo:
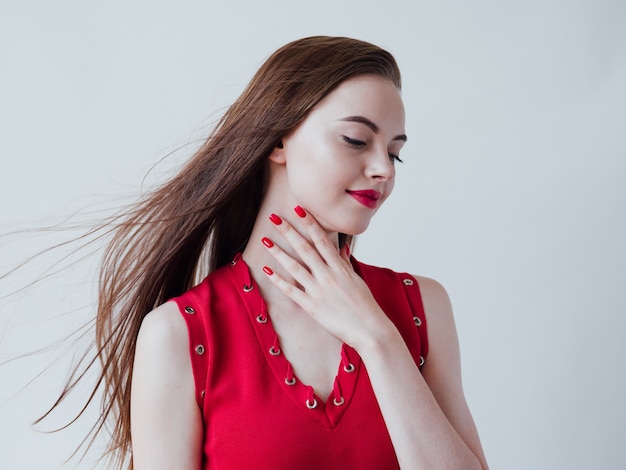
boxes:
[342,136,403,164]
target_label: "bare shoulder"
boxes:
[132,301,202,469]
[136,300,189,351]
[133,300,195,399]
[412,275,454,320]
[132,300,195,419]
[410,275,460,377]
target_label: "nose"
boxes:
[365,149,395,181]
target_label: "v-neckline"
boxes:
[228,254,362,428]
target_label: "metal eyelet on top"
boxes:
[256,314,268,324]
[306,398,318,409]
[413,316,422,327]
[269,346,281,356]
[333,396,345,406]
[419,356,425,367]
[184,306,195,314]
[243,283,253,292]
[343,363,355,373]
[195,345,205,355]
[231,258,238,266]
[403,278,414,286]
[285,377,296,386]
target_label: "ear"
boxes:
[268,141,286,164]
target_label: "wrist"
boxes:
[351,313,402,358]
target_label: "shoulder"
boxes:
[412,275,454,321]
[354,259,456,343]
[131,301,202,468]
[409,275,463,388]
[136,300,189,353]
[410,275,457,351]
[133,301,193,400]
[354,259,452,313]
[407,275,458,370]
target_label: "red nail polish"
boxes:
[294,205,306,218]
[344,243,351,257]
[263,266,274,275]
[269,213,282,225]
[261,237,274,248]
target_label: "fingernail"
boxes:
[261,237,274,248]
[344,243,351,257]
[294,205,306,218]
[263,266,274,275]
[269,213,282,225]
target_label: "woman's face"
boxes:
[272,74,406,236]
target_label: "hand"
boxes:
[261,206,393,349]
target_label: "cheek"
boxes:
[287,141,344,183]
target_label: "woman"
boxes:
[89,36,487,468]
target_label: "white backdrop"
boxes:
[1,1,625,468]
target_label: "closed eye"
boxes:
[342,136,366,148]
[343,135,403,164]
[389,153,403,164]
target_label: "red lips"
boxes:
[346,189,382,209]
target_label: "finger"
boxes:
[260,235,315,289]
[268,212,327,273]
[261,264,312,311]
[293,206,348,270]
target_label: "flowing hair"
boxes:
[37,36,401,468]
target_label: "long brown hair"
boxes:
[41,36,401,468]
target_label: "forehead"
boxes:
[307,75,405,131]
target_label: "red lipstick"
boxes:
[346,189,382,209]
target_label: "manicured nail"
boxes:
[294,205,306,218]
[261,237,274,248]
[263,266,274,275]
[344,243,351,257]
[269,213,282,225]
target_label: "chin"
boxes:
[313,208,375,236]
[338,219,372,236]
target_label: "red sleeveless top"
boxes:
[172,255,428,469]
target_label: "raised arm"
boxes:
[130,301,203,469]
[262,208,488,469]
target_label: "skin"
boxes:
[131,75,489,469]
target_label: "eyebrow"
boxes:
[339,115,407,142]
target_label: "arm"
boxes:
[418,276,488,468]
[130,301,203,470]
[262,208,488,469]
[356,276,488,469]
